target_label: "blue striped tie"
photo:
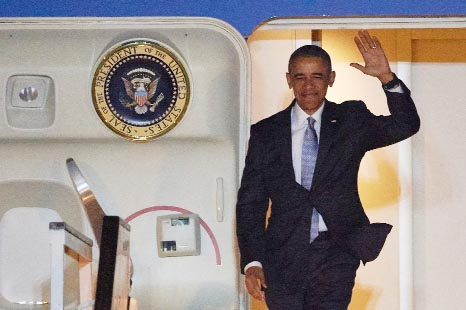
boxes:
[301,117,320,242]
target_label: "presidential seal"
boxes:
[92,39,191,141]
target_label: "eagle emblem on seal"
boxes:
[92,40,191,141]
[121,68,165,115]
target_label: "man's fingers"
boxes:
[358,30,376,49]
[349,62,366,73]
[373,36,382,49]
[257,270,267,288]
[353,36,366,53]
[245,267,267,301]
[245,274,265,301]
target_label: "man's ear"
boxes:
[286,72,292,89]
[329,71,336,87]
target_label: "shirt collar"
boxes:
[291,100,325,128]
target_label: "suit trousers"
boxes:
[264,232,360,310]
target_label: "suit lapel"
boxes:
[274,103,296,182]
[312,100,340,191]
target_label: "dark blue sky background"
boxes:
[1,0,466,35]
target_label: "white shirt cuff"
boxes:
[386,84,403,93]
[244,261,262,273]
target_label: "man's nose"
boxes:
[303,79,315,89]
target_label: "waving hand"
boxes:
[350,30,394,84]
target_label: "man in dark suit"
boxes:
[236,30,420,309]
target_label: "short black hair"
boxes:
[288,45,332,73]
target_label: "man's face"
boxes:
[286,56,335,115]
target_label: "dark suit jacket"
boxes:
[236,80,420,289]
